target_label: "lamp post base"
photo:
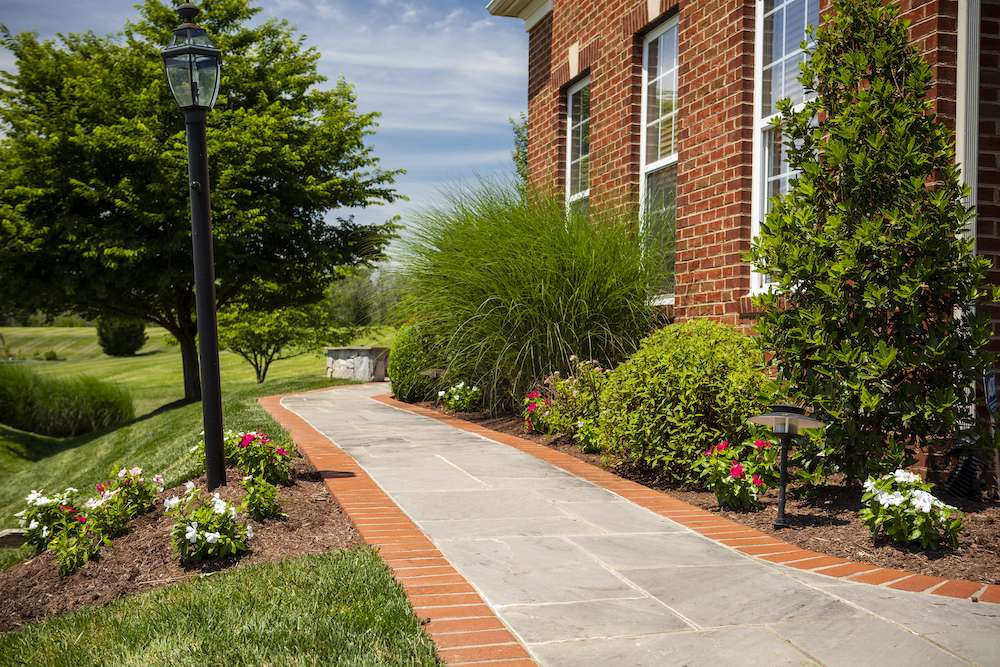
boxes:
[773,517,790,529]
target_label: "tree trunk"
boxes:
[177,328,202,402]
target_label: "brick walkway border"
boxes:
[371,394,1000,607]
[259,392,537,667]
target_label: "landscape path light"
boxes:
[162,2,226,489]
[749,405,824,529]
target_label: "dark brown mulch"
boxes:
[449,408,1000,586]
[0,459,361,631]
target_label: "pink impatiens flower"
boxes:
[526,402,538,413]
[730,462,745,479]
[276,447,288,457]
[239,434,255,449]
[754,439,770,449]
[715,440,729,453]
[752,474,763,487]
[526,391,541,399]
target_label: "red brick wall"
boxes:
[979,1,1000,351]
[524,0,964,324]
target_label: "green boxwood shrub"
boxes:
[388,324,441,403]
[96,316,148,357]
[0,364,134,436]
[598,320,771,484]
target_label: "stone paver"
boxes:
[278,385,1000,667]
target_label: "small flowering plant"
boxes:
[164,482,251,563]
[84,467,163,537]
[697,438,779,511]
[439,381,481,412]
[859,470,964,549]
[522,389,553,433]
[194,430,294,484]
[15,488,80,551]
[241,475,285,520]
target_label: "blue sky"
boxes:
[0,0,527,232]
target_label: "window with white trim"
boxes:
[752,0,819,292]
[640,19,679,297]
[566,78,591,213]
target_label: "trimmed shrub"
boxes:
[598,320,771,485]
[388,324,441,403]
[96,317,148,357]
[0,364,134,436]
[396,183,667,412]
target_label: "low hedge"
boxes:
[388,324,441,403]
[0,364,135,436]
[598,319,771,484]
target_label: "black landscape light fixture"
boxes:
[163,2,226,490]
[750,405,824,529]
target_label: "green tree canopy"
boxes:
[0,0,400,400]
[750,0,996,480]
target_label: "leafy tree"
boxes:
[0,0,399,401]
[217,304,349,383]
[510,113,529,191]
[324,267,399,328]
[750,0,996,481]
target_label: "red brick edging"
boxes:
[371,394,1000,606]
[259,392,537,667]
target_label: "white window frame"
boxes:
[750,0,816,294]
[566,77,591,207]
[639,17,680,305]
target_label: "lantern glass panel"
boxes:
[164,54,195,109]
[194,53,220,108]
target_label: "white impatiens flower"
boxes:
[118,467,128,478]
[204,532,220,544]
[32,495,53,507]
[438,390,445,398]
[28,520,38,530]
[228,506,237,520]
[83,497,103,510]
[911,490,934,514]
[184,481,196,493]
[185,522,200,544]
[41,526,49,539]
[245,524,254,539]
[25,491,41,504]
[163,496,181,511]
[211,493,228,515]
[153,474,164,486]
[893,469,921,484]
[863,479,876,493]
[130,467,143,476]
[877,491,905,508]
[63,487,78,495]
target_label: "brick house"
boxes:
[487,0,995,337]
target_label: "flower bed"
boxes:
[0,457,360,631]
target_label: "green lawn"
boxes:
[0,548,440,666]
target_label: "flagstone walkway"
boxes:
[278,384,1000,667]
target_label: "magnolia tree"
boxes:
[750,0,997,481]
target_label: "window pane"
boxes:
[647,35,660,81]
[646,80,660,126]
[659,114,674,156]
[645,122,660,165]
[784,53,806,106]
[659,79,676,119]
[568,83,591,200]
[579,120,590,160]
[765,8,783,67]
[659,26,677,73]
[579,86,590,121]
[766,128,783,179]
[785,0,806,56]
[577,155,589,194]
[807,0,819,33]
[644,165,677,294]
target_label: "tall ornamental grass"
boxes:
[397,183,668,412]
[0,364,135,436]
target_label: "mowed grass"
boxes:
[0,548,440,666]
[0,327,338,528]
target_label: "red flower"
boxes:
[76,515,87,524]
[526,418,534,431]
[754,439,769,449]
[526,391,541,399]
[716,441,729,453]
[730,462,745,479]
[239,434,255,449]
[704,446,715,456]
[276,447,288,457]
[95,482,105,494]
[526,402,538,413]
[752,474,763,487]
[60,505,76,513]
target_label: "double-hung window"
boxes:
[566,78,591,213]
[752,0,819,292]
[640,18,679,297]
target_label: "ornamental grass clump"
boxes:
[164,482,252,563]
[396,183,666,412]
[749,0,998,481]
[697,438,779,511]
[859,470,963,549]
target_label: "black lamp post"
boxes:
[162,3,226,490]
[749,405,824,529]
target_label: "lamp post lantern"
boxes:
[162,3,226,490]
[749,405,824,529]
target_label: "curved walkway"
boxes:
[268,384,1000,667]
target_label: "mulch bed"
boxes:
[447,408,1000,586]
[0,458,361,631]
